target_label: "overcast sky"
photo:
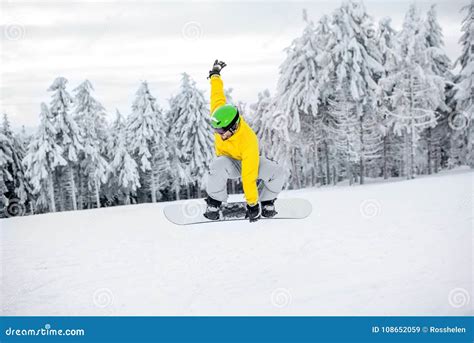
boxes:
[0,0,468,129]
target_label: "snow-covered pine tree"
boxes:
[384,4,446,179]
[276,9,320,134]
[127,81,168,203]
[272,9,323,187]
[451,0,474,168]
[424,5,452,78]
[166,126,189,200]
[48,77,82,210]
[73,80,110,208]
[376,18,404,179]
[23,104,67,212]
[250,89,274,153]
[321,0,384,184]
[101,109,123,205]
[307,14,335,186]
[1,113,34,216]
[169,73,213,197]
[16,126,32,158]
[161,105,185,200]
[111,111,141,204]
[421,4,453,174]
[327,89,358,185]
[0,117,13,217]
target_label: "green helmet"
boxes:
[211,104,240,131]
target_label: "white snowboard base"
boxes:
[163,198,312,226]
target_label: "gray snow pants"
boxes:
[206,156,286,203]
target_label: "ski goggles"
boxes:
[213,111,240,135]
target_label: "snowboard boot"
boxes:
[261,199,278,218]
[203,196,222,220]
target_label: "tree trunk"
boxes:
[383,134,389,179]
[69,166,77,210]
[324,141,330,185]
[55,169,64,211]
[76,169,82,210]
[312,144,318,186]
[196,181,202,198]
[427,127,432,175]
[359,115,365,185]
[408,75,415,180]
[318,150,324,186]
[347,162,353,186]
[49,175,56,212]
[291,151,301,189]
[410,128,415,179]
[346,141,353,186]
[95,178,101,208]
[468,122,473,168]
[150,172,157,203]
[175,185,180,200]
[186,184,191,199]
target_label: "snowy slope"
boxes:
[1,169,472,316]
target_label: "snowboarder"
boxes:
[204,60,286,222]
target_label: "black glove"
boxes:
[246,203,261,223]
[208,59,227,79]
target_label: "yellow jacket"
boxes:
[210,75,259,205]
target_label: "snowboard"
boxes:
[163,198,312,225]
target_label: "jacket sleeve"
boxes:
[210,75,226,114]
[241,132,260,205]
[215,143,223,157]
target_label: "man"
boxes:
[204,60,286,222]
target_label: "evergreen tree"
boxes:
[169,73,212,197]
[451,0,474,167]
[250,89,273,153]
[383,4,446,179]
[376,18,403,178]
[275,9,321,133]
[321,0,384,184]
[165,125,189,200]
[127,81,168,202]
[111,111,141,205]
[48,77,82,210]
[424,5,452,78]
[272,9,324,187]
[421,4,453,174]
[0,120,13,217]
[23,104,67,212]
[0,113,34,217]
[73,80,110,208]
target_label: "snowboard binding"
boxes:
[203,196,222,221]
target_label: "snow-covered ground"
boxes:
[1,168,472,316]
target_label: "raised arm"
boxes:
[208,60,227,114]
[210,76,226,114]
